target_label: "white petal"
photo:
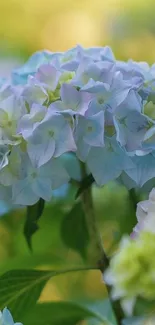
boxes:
[27,140,55,167]
[32,178,52,201]
[12,179,38,205]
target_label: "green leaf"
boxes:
[75,174,94,199]
[0,267,95,319]
[22,301,110,325]
[122,316,155,325]
[0,269,50,319]
[24,198,45,250]
[134,297,155,316]
[61,202,89,259]
[87,299,117,325]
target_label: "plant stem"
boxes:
[80,162,125,325]
[129,189,138,213]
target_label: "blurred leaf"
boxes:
[61,202,89,259]
[0,203,76,275]
[122,316,155,325]
[0,252,63,274]
[22,301,110,325]
[0,269,48,318]
[24,198,45,250]
[122,318,142,325]
[87,299,117,325]
[75,174,94,199]
[0,267,95,319]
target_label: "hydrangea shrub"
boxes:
[1,45,155,324]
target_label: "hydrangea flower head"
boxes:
[1,45,155,205]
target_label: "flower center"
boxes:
[86,125,93,133]
[144,101,155,120]
[48,130,55,138]
[98,97,104,105]
[7,121,12,127]
[31,171,37,179]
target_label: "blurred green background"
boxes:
[0,0,154,322]
[0,183,138,311]
[1,0,155,73]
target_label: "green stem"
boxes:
[80,162,125,325]
[129,189,138,213]
[128,189,139,232]
[81,179,109,270]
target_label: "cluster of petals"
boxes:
[1,45,155,205]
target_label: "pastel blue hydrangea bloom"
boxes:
[12,50,54,85]
[81,72,132,116]
[113,90,150,151]
[1,45,155,206]
[117,60,155,85]
[0,93,25,145]
[86,136,134,186]
[12,154,69,205]
[57,45,83,71]
[0,145,9,170]
[132,187,155,238]
[142,125,155,151]
[81,45,115,62]
[0,78,7,89]
[0,82,17,102]
[0,307,22,325]
[26,110,76,167]
[35,63,61,92]
[59,45,115,72]
[62,153,82,181]
[18,103,47,139]
[22,75,48,106]
[117,171,137,190]
[125,154,155,187]
[0,147,21,186]
[53,83,91,115]
[72,59,115,87]
[74,109,105,161]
